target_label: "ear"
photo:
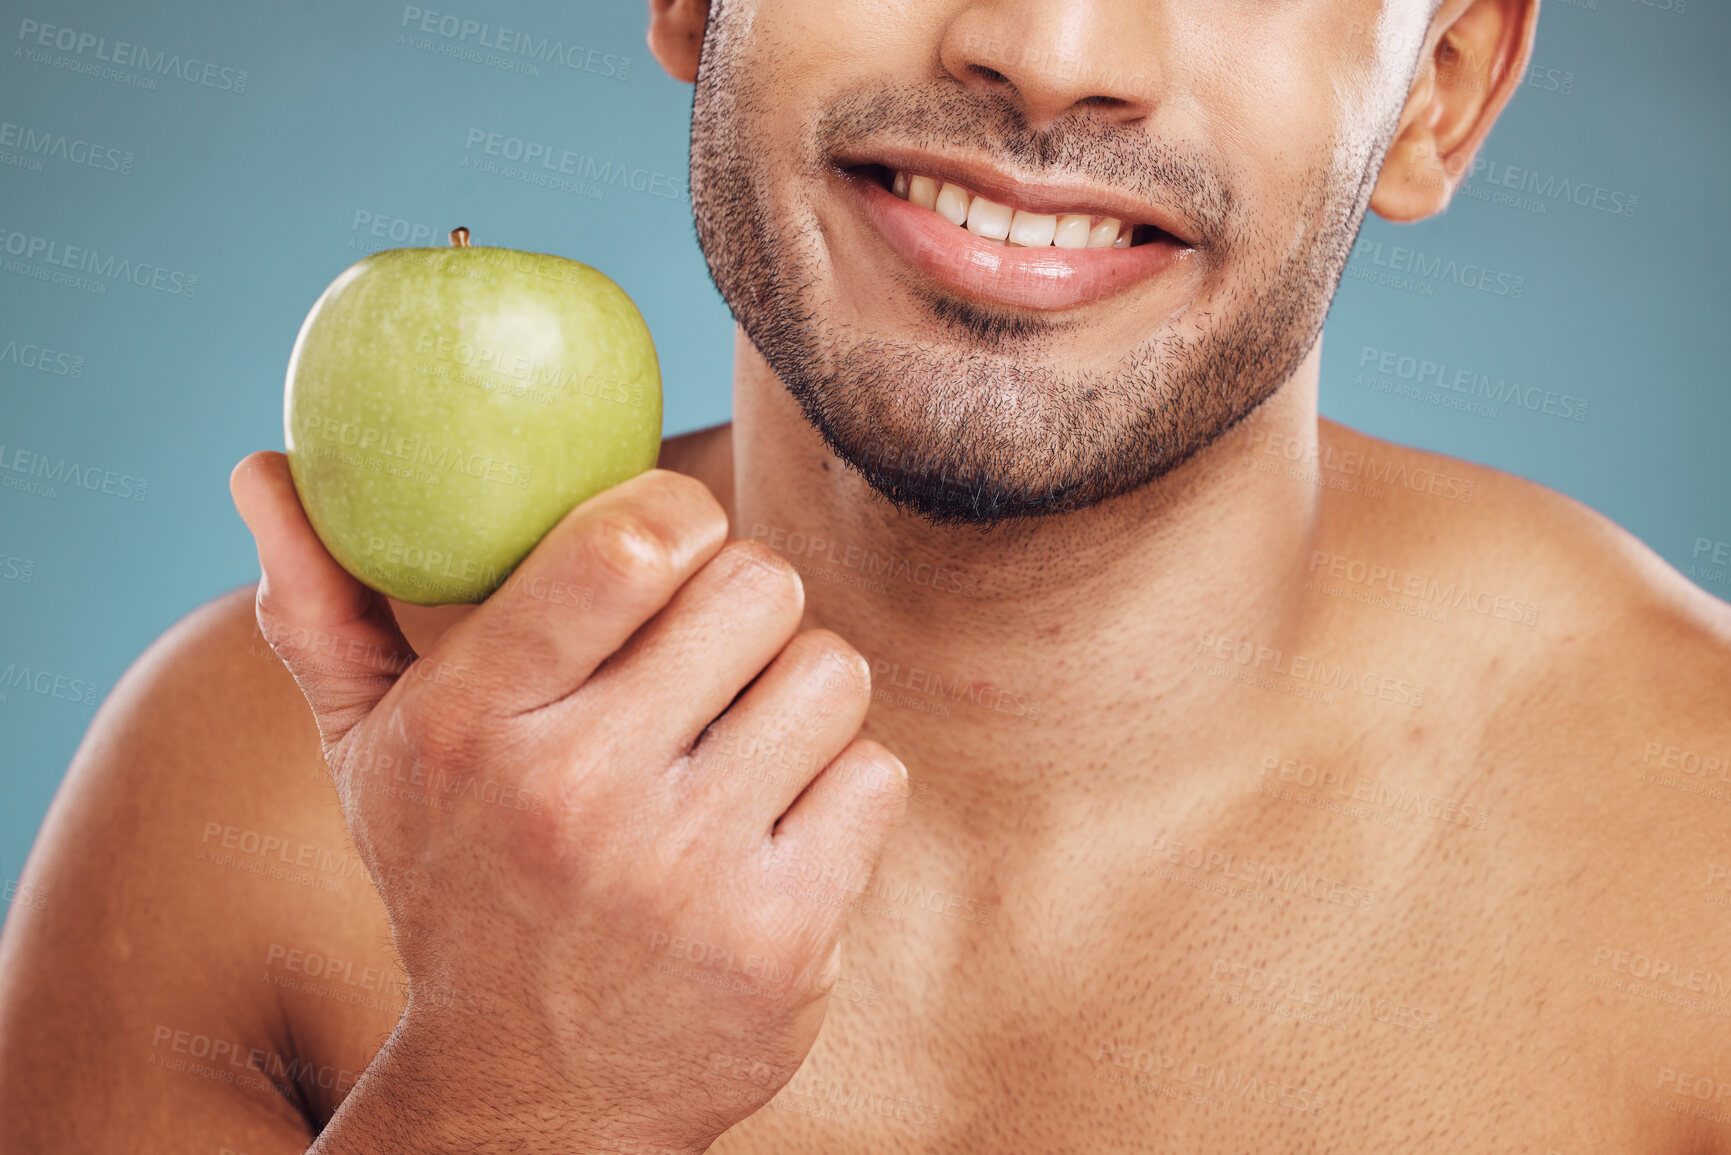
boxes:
[1370,0,1539,222]
[648,0,710,84]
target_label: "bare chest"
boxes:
[289,765,1710,1154]
[702,816,1688,1155]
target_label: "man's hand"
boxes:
[229,452,907,1154]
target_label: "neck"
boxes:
[729,327,1326,828]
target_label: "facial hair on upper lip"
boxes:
[812,81,1234,254]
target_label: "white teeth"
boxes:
[935,181,971,226]
[1054,213,1091,249]
[891,170,1139,249]
[1007,210,1057,248]
[966,196,1013,241]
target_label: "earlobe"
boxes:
[647,0,710,84]
[1373,73,1450,223]
[1369,0,1537,223]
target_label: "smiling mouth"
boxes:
[835,158,1196,311]
[851,164,1171,250]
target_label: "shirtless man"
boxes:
[4,0,1729,1149]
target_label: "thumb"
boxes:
[230,450,416,762]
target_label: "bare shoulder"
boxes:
[1317,418,1731,702]
[0,584,395,1150]
[1320,420,1731,1038]
[1320,419,1729,776]
[1306,424,1731,1127]
[0,425,741,1148]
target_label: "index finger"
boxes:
[424,468,730,715]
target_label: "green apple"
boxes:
[284,228,662,605]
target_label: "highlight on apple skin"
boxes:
[284,227,664,605]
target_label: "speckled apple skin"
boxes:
[284,245,663,605]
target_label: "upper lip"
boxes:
[833,145,1204,249]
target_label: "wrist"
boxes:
[309,1009,715,1155]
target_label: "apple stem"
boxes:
[450,227,470,247]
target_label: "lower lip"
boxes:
[847,173,1191,311]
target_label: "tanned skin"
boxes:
[3,0,1729,1152]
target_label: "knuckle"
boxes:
[647,467,729,530]
[845,736,902,769]
[253,609,381,683]
[839,739,911,809]
[588,513,677,588]
[714,539,804,605]
[402,688,485,767]
[620,468,729,555]
[250,601,304,661]
[786,631,869,699]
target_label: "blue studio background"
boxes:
[1,0,1726,891]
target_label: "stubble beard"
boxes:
[688,10,1395,528]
